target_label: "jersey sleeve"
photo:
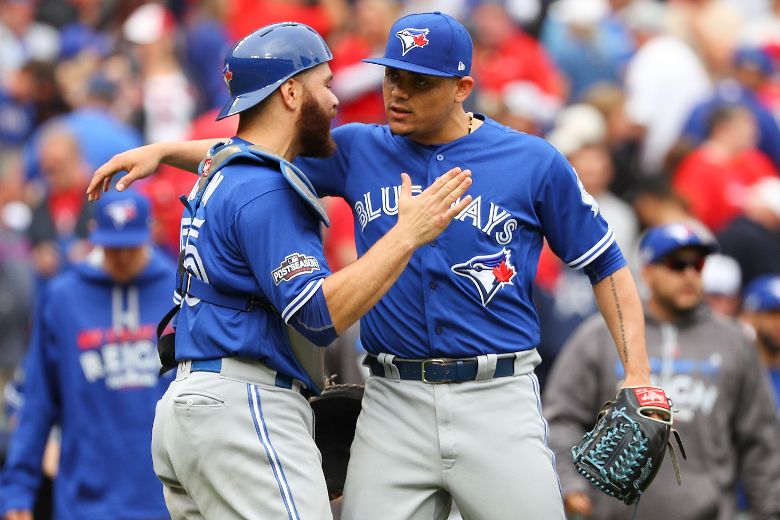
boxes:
[232,188,332,324]
[536,150,624,277]
[2,297,61,512]
[294,123,363,197]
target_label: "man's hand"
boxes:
[4,510,33,520]
[87,143,165,201]
[395,168,472,248]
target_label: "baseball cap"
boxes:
[90,190,151,248]
[743,275,780,312]
[733,47,774,76]
[363,11,473,77]
[639,222,719,265]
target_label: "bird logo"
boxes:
[223,64,233,92]
[395,28,430,56]
[105,200,137,229]
[451,248,517,306]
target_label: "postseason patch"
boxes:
[272,253,320,285]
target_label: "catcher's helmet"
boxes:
[217,22,333,120]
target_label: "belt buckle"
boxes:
[421,358,448,384]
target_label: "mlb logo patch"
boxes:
[272,253,320,285]
[105,200,137,229]
[396,27,430,56]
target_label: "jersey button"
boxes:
[430,240,437,247]
[429,281,438,289]
[436,154,444,161]
[435,326,443,335]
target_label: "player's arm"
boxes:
[323,169,472,333]
[592,266,652,387]
[3,302,61,517]
[86,139,221,201]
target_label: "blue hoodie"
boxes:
[2,249,174,520]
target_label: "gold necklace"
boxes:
[467,112,474,134]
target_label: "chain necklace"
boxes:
[467,112,474,134]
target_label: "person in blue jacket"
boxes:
[1,189,174,520]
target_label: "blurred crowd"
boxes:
[1,0,780,517]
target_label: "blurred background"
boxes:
[0,0,779,517]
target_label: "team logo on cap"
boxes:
[105,200,137,229]
[396,28,430,56]
[223,64,233,92]
[451,248,517,306]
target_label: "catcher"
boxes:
[546,223,780,520]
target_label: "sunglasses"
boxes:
[660,257,706,273]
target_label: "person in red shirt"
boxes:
[674,104,779,231]
[227,0,348,41]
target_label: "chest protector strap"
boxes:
[157,141,329,393]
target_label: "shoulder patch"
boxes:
[272,253,321,285]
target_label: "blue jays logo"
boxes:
[223,63,233,93]
[395,27,430,56]
[452,248,517,306]
[105,200,137,229]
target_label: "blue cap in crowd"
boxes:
[733,47,774,76]
[90,190,151,248]
[363,11,473,77]
[743,275,780,312]
[639,222,719,265]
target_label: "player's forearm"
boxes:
[322,225,416,334]
[592,266,651,386]
[159,139,222,173]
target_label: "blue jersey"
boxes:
[174,138,332,389]
[298,116,624,358]
[2,250,174,520]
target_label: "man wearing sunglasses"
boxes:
[545,222,780,520]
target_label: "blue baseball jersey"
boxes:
[297,116,625,359]
[2,250,174,520]
[174,139,332,389]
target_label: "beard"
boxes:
[758,330,780,355]
[297,90,336,158]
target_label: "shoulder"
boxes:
[332,122,389,146]
[475,116,560,163]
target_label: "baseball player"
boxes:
[87,12,657,520]
[545,223,780,519]
[741,275,780,411]
[1,190,174,520]
[146,23,471,520]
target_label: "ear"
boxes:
[278,77,304,111]
[454,76,475,104]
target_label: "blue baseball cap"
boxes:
[363,11,473,77]
[639,222,719,265]
[733,47,774,76]
[743,275,780,312]
[90,190,151,248]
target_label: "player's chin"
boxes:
[387,119,414,136]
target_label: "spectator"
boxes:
[701,253,742,317]
[0,0,59,80]
[1,189,174,520]
[182,0,231,114]
[717,177,780,285]
[226,0,348,42]
[329,0,399,124]
[545,222,780,519]
[629,178,693,229]
[26,125,93,281]
[680,47,780,171]
[123,3,195,143]
[673,104,778,231]
[23,73,144,183]
[541,0,628,102]
[471,1,565,131]
[741,275,780,411]
[623,0,712,174]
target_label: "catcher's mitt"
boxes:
[309,383,364,500]
[571,386,686,506]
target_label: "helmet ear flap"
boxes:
[216,22,333,120]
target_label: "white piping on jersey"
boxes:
[281,278,324,323]
[567,228,615,270]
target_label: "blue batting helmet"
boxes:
[217,22,333,120]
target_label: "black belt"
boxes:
[364,354,516,384]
